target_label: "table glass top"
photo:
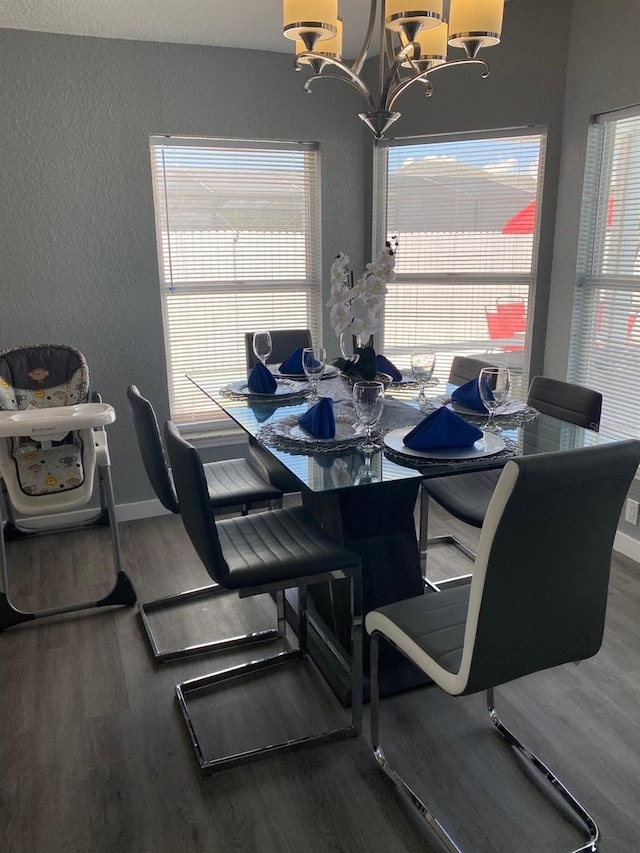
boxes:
[187,371,614,495]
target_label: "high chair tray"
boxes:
[0,402,115,437]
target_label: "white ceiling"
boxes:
[0,0,376,57]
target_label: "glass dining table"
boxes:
[187,369,613,702]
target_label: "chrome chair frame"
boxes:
[177,566,362,774]
[370,633,599,853]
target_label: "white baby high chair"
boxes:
[0,344,136,631]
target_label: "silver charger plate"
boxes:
[269,411,362,449]
[224,379,308,399]
[383,427,505,461]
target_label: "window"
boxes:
[375,128,546,396]
[569,108,640,439]
[149,137,320,426]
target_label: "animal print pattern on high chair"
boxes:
[0,369,86,411]
[12,436,86,496]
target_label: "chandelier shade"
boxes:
[284,0,505,138]
[384,2,443,34]
[400,21,448,68]
[283,0,338,49]
[296,17,343,65]
[448,0,504,56]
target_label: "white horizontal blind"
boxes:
[569,110,640,439]
[149,137,320,424]
[376,129,546,398]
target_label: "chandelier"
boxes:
[282,1,505,138]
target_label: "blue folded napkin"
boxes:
[280,347,321,375]
[375,354,403,383]
[298,397,335,439]
[247,361,277,394]
[403,406,483,450]
[451,377,493,412]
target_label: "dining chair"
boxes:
[164,421,363,774]
[419,375,603,589]
[368,439,640,853]
[127,384,284,662]
[244,328,312,370]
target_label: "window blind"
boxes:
[375,129,546,398]
[569,110,640,439]
[149,137,320,425]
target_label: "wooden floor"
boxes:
[1,502,639,852]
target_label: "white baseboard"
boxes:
[614,530,640,564]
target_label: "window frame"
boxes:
[373,126,547,397]
[149,135,322,430]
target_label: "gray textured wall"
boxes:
[0,29,367,504]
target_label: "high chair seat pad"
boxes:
[10,436,86,496]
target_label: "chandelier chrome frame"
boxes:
[286,1,501,139]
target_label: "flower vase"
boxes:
[339,332,363,360]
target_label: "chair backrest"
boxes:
[0,344,89,410]
[456,440,640,695]
[527,376,602,431]
[164,421,229,584]
[245,329,313,370]
[126,385,179,513]
[448,356,498,387]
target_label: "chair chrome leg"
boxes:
[486,688,599,853]
[138,584,285,663]
[420,489,474,591]
[370,630,462,852]
[369,632,599,853]
[175,569,362,774]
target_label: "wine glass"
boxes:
[411,348,436,410]
[302,345,326,400]
[478,367,511,433]
[252,330,272,366]
[353,381,384,453]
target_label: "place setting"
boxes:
[383,375,520,472]
[258,376,389,457]
[437,366,538,428]
[220,331,312,402]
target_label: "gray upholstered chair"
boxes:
[127,384,283,662]
[420,374,603,588]
[164,421,362,774]
[368,439,640,853]
[447,355,498,387]
[244,328,313,370]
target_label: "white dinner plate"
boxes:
[226,379,308,398]
[383,427,505,460]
